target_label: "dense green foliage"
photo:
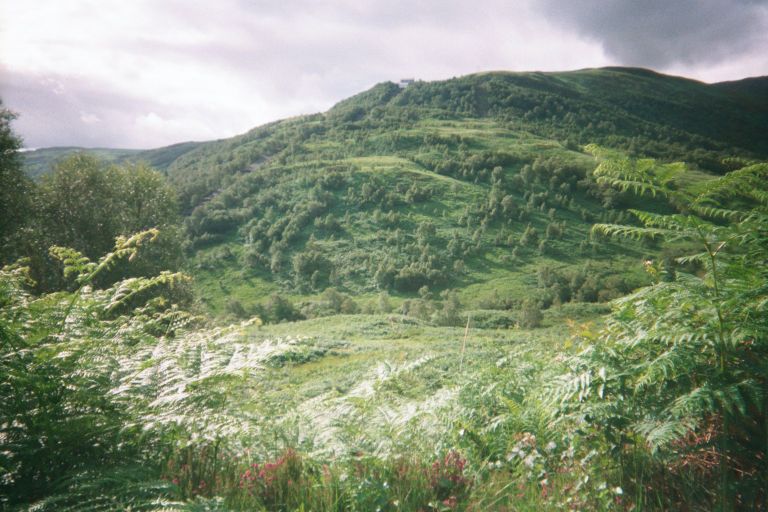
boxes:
[4,153,183,291]
[557,154,768,509]
[3,68,768,510]
[2,154,766,510]
[0,102,32,263]
[37,155,179,257]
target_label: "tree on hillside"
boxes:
[519,299,542,328]
[33,154,182,289]
[0,102,32,263]
[37,155,180,251]
[37,154,123,258]
[117,162,180,233]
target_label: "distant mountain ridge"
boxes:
[22,141,201,178]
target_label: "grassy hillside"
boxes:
[19,68,767,319]
[159,67,768,317]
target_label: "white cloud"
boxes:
[79,111,100,124]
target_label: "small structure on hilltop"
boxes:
[398,78,415,89]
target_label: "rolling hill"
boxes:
[158,67,766,316]
[21,67,768,317]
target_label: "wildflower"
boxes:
[507,447,523,460]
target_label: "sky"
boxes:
[1,0,767,149]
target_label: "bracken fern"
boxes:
[556,152,768,510]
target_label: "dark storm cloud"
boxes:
[538,0,768,68]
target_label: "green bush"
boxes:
[466,309,518,329]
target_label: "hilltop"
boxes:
[159,67,767,317]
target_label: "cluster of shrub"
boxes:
[1,152,185,294]
[182,138,656,307]
[224,287,466,328]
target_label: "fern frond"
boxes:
[695,163,768,207]
[49,246,96,281]
[587,145,685,199]
[591,223,667,241]
[675,252,708,265]
[690,203,744,221]
[635,417,695,453]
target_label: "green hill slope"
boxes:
[22,67,766,317]
[155,67,768,317]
